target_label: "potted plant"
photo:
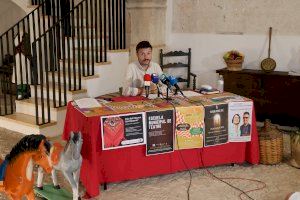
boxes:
[223,50,244,71]
[290,130,300,168]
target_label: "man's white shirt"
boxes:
[122,61,163,96]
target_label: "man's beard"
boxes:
[141,59,150,66]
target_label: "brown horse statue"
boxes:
[0,134,52,200]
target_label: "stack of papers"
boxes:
[74,98,102,109]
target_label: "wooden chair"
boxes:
[159,48,197,90]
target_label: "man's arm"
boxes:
[122,65,140,96]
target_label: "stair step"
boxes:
[30,84,87,101]
[74,46,104,51]
[65,35,106,48]
[36,83,87,94]
[15,98,66,121]
[58,60,111,74]
[16,97,64,109]
[50,59,111,77]
[47,71,99,88]
[51,71,100,80]
[0,112,62,137]
[0,113,56,128]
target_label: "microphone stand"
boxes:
[145,86,149,98]
[174,88,178,95]
[165,87,172,101]
[156,85,161,98]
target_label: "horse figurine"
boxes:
[37,131,83,200]
[0,134,52,200]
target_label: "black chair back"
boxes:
[159,48,196,90]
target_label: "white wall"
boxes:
[165,0,300,88]
[86,51,129,97]
[0,0,27,34]
[168,33,300,88]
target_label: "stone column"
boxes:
[126,0,167,63]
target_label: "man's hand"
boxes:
[137,87,144,96]
[150,83,157,94]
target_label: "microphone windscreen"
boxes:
[159,74,168,83]
[169,76,178,86]
[144,74,151,81]
[151,73,159,84]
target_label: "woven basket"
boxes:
[259,119,283,165]
[225,58,243,71]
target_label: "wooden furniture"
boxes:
[216,68,300,126]
[160,48,197,90]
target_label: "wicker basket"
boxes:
[225,58,243,71]
[259,119,283,165]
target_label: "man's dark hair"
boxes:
[243,112,250,116]
[136,41,152,52]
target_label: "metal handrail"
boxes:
[31,0,126,125]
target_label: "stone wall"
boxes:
[127,0,167,63]
[172,0,300,35]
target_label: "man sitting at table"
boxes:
[122,41,163,96]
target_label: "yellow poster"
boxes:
[175,105,205,150]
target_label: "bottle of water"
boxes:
[217,75,224,92]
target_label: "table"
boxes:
[216,68,300,126]
[62,96,259,198]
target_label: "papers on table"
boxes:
[74,98,102,109]
[181,90,203,97]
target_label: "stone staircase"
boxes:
[0,0,128,137]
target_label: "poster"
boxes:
[101,112,146,150]
[146,109,174,155]
[204,103,228,147]
[175,105,204,149]
[228,101,253,142]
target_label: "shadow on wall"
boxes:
[0,0,26,34]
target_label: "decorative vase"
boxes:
[290,132,300,168]
[259,119,283,165]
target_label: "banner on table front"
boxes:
[204,103,228,147]
[146,109,174,155]
[228,101,253,142]
[175,106,205,150]
[101,112,146,150]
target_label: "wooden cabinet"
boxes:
[216,68,300,126]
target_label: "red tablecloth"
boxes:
[63,97,259,198]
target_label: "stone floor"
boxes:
[0,127,300,200]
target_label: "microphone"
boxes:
[144,74,151,97]
[151,73,161,97]
[151,73,159,84]
[159,74,172,89]
[168,75,184,96]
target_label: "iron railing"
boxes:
[0,1,48,116]
[0,0,76,116]
[31,0,126,125]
